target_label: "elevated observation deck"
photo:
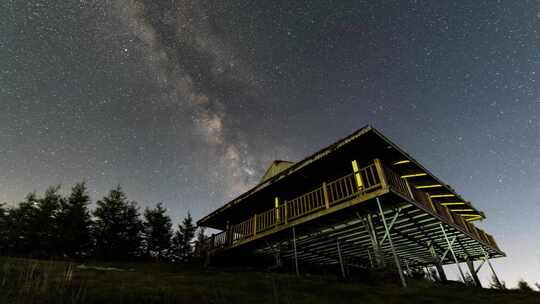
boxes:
[197,126,504,272]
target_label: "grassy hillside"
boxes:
[0,257,538,304]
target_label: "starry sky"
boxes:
[2,0,540,287]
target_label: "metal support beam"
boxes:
[377,198,407,288]
[337,239,346,278]
[380,208,402,245]
[428,242,447,282]
[466,259,482,287]
[440,224,466,283]
[363,214,385,268]
[367,249,374,268]
[292,225,299,276]
[483,249,503,289]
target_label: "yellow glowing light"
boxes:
[415,184,443,189]
[429,194,456,198]
[460,214,481,217]
[465,216,482,222]
[401,173,427,178]
[393,160,411,165]
[441,202,465,206]
[451,209,474,212]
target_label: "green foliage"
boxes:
[171,212,196,262]
[0,203,7,255]
[517,279,533,292]
[143,203,173,261]
[34,186,64,257]
[57,183,93,258]
[489,274,506,289]
[93,186,144,261]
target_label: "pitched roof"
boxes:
[260,160,295,183]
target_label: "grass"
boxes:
[1,256,538,304]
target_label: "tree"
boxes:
[172,212,196,262]
[0,203,8,255]
[143,203,173,261]
[194,227,207,258]
[488,274,506,289]
[34,186,64,258]
[517,279,533,292]
[5,193,39,256]
[57,183,93,258]
[93,186,143,261]
[535,282,540,291]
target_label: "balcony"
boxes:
[204,159,500,254]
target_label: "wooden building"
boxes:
[197,126,505,287]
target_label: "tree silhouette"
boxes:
[194,227,207,257]
[143,203,173,261]
[0,203,7,255]
[488,274,506,289]
[93,186,143,261]
[34,186,64,257]
[517,279,533,291]
[57,182,93,258]
[172,212,196,262]
[5,193,39,256]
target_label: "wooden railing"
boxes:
[232,217,253,242]
[382,163,410,198]
[379,163,501,252]
[223,160,385,247]
[205,159,500,253]
[287,187,326,220]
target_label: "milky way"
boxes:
[2,1,540,287]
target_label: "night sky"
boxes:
[2,1,539,287]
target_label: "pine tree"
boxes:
[57,183,93,258]
[172,212,196,262]
[488,274,506,289]
[93,186,143,261]
[195,227,207,257]
[517,279,533,292]
[6,193,39,256]
[0,203,7,255]
[34,186,64,258]
[143,203,173,261]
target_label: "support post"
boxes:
[466,259,482,287]
[322,182,330,209]
[483,249,503,289]
[367,249,374,268]
[373,158,388,189]
[337,239,346,279]
[428,243,447,282]
[253,214,257,236]
[365,214,385,268]
[440,224,466,283]
[376,198,407,288]
[225,222,231,246]
[284,200,288,224]
[292,225,299,276]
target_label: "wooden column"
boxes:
[322,182,330,209]
[253,214,257,236]
[374,158,388,189]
